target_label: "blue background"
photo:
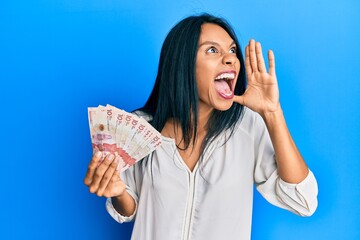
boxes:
[1,0,359,239]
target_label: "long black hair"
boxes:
[139,13,246,152]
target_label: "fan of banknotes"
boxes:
[88,104,162,172]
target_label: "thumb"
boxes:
[233,95,245,106]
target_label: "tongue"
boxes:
[214,80,232,96]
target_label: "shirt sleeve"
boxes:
[257,169,318,216]
[252,112,318,216]
[105,161,144,223]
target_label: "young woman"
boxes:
[84,14,318,240]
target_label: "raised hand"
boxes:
[84,151,126,198]
[234,39,280,117]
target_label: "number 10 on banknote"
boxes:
[88,104,162,172]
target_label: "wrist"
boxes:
[262,107,286,131]
[113,190,127,201]
[261,104,283,121]
[111,193,126,210]
[111,190,136,217]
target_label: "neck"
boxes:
[161,104,213,146]
[197,102,213,132]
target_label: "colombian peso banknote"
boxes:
[88,104,162,172]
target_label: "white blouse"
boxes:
[106,108,318,240]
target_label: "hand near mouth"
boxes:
[233,39,281,117]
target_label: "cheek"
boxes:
[235,59,241,71]
[196,76,211,97]
[196,61,207,80]
[196,64,212,92]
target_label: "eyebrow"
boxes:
[198,40,236,48]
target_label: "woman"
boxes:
[84,13,318,239]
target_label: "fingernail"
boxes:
[108,154,115,161]
[116,161,122,171]
[95,151,102,158]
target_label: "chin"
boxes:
[213,101,233,111]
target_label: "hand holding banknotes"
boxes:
[84,151,136,216]
[84,151,126,198]
[84,105,162,216]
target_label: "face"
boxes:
[196,23,240,112]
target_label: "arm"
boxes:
[234,39,309,184]
[262,108,308,183]
[111,192,136,217]
[235,40,317,216]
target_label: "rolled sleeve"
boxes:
[257,169,318,216]
[276,170,318,216]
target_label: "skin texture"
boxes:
[84,23,309,217]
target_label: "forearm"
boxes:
[263,107,309,183]
[111,191,136,217]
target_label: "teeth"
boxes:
[215,72,235,80]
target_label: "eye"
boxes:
[229,46,237,54]
[206,47,218,54]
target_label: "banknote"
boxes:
[88,104,162,172]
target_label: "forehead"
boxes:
[199,23,234,45]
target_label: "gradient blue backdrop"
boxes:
[1,0,359,239]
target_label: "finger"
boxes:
[268,50,276,76]
[84,151,103,186]
[249,39,258,72]
[89,154,115,193]
[255,42,266,73]
[96,157,119,196]
[245,46,252,79]
[103,170,122,198]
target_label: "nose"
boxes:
[222,53,236,66]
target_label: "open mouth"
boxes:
[214,71,235,99]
